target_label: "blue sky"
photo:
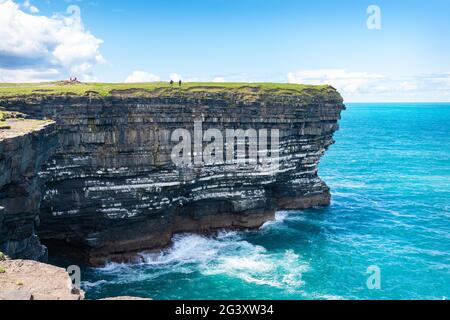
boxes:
[1,0,450,101]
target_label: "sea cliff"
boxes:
[0,116,56,261]
[0,82,345,265]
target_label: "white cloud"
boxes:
[0,67,59,82]
[169,73,183,82]
[22,0,38,13]
[400,81,418,91]
[124,72,203,83]
[124,71,160,83]
[287,69,450,102]
[287,69,383,94]
[184,77,200,82]
[0,0,104,82]
[212,77,226,82]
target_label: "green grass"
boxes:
[0,81,340,100]
[0,109,53,130]
[0,110,31,128]
[0,110,11,127]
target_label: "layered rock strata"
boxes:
[1,86,344,265]
[0,119,57,261]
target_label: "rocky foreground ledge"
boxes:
[0,256,84,300]
[0,82,345,266]
[0,253,152,300]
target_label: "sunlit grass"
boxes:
[0,81,338,100]
[0,110,11,126]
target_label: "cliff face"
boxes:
[1,85,344,265]
[0,119,57,261]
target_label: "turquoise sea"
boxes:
[81,103,450,300]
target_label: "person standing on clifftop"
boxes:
[170,80,174,86]
[179,80,182,86]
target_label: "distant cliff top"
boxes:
[0,82,341,101]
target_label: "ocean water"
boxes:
[81,103,450,300]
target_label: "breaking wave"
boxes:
[83,227,309,296]
[81,104,450,300]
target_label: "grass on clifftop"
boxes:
[0,81,339,100]
[0,110,12,127]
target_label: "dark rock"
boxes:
[1,90,345,265]
[0,122,57,261]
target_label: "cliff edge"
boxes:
[0,82,345,265]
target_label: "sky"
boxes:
[1,0,450,102]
